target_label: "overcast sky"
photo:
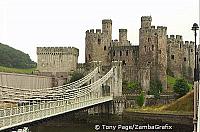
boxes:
[0,0,199,63]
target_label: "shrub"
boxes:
[69,72,84,83]
[122,81,141,94]
[127,81,140,92]
[173,78,190,97]
[149,79,163,99]
[136,92,145,107]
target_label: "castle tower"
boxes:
[167,34,195,80]
[141,16,152,28]
[102,19,112,42]
[37,47,79,77]
[119,29,128,46]
[85,19,112,66]
[139,16,167,90]
[167,35,183,77]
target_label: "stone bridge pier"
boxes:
[88,61,125,115]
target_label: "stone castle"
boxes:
[36,16,194,91]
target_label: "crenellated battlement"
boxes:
[37,46,79,56]
[167,35,182,41]
[156,26,167,32]
[102,19,112,24]
[151,26,155,29]
[86,29,102,35]
[119,29,127,32]
[141,16,152,21]
[183,41,194,47]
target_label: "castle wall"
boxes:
[110,45,139,82]
[0,72,53,89]
[37,47,79,77]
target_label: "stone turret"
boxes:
[102,19,112,41]
[119,29,128,46]
[141,16,152,28]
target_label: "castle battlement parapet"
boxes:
[119,29,127,32]
[167,35,183,42]
[141,16,152,21]
[151,26,155,29]
[156,26,167,34]
[183,41,194,48]
[102,19,112,24]
[86,29,102,35]
[176,35,182,40]
[37,47,79,56]
[169,35,175,39]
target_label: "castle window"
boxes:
[120,51,122,56]
[126,50,128,56]
[104,46,106,50]
[122,60,126,65]
[152,45,154,51]
[159,50,161,54]
[89,54,91,60]
[180,44,182,49]
[184,57,186,61]
[98,38,101,44]
[171,55,174,60]
[113,51,115,56]
[144,46,146,52]
[191,49,193,52]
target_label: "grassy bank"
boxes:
[126,91,194,115]
[0,66,36,74]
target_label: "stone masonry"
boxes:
[167,35,195,81]
[35,16,194,92]
[84,16,194,91]
[36,47,79,78]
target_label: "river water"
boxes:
[26,112,193,132]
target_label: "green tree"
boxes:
[149,79,163,99]
[69,72,84,83]
[136,92,145,107]
[173,78,190,97]
[0,43,36,68]
[127,81,140,92]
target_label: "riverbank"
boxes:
[123,109,193,126]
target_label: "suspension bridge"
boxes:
[0,61,122,131]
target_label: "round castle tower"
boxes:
[139,16,167,90]
[85,19,112,66]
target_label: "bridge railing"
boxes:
[0,94,113,130]
[0,66,115,131]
